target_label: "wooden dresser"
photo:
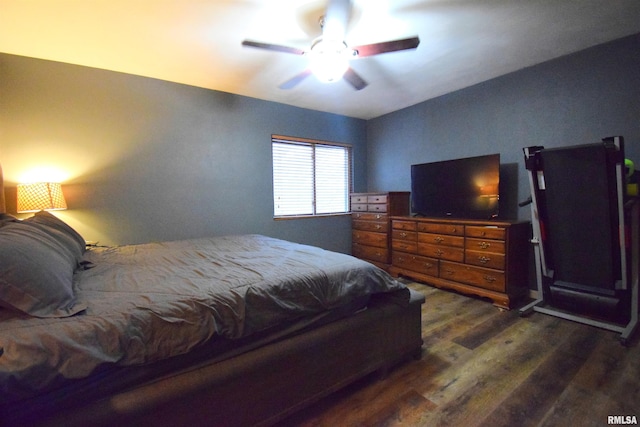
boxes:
[389,216,530,309]
[351,192,410,270]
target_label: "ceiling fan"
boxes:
[241,0,420,90]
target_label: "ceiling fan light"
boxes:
[309,38,350,83]
[310,54,349,82]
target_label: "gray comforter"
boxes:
[0,234,404,398]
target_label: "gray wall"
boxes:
[366,33,640,221]
[0,54,367,253]
[2,33,638,255]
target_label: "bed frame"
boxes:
[0,164,425,426]
[39,292,424,427]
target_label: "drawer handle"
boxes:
[478,256,490,264]
[401,232,408,238]
[375,224,381,230]
[435,249,444,256]
[483,275,497,283]
[451,227,457,233]
[479,241,491,249]
[434,236,444,243]
[424,263,434,269]
[444,268,455,276]
[375,214,382,219]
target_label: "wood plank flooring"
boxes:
[280,281,640,427]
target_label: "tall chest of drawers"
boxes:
[351,192,410,270]
[389,216,530,309]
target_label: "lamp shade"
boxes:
[17,182,67,212]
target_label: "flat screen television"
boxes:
[411,153,500,219]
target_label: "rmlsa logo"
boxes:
[608,415,638,425]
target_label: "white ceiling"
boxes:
[1,0,640,120]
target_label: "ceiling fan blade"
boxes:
[343,67,367,90]
[323,0,351,41]
[279,69,313,89]
[242,40,306,56]
[352,36,420,58]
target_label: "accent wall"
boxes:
[366,33,640,221]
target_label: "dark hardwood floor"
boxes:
[281,282,640,427]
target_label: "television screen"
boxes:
[411,153,500,219]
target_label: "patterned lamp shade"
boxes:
[17,182,67,212]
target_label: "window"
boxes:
[272,135,352,218]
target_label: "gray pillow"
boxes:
[23,211,86,265]
[0,213,19,228]
[0,220,87,318]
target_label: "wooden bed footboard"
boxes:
[37,289,424,427]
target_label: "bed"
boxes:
[0,164,425,427]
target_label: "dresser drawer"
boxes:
[367,194,388,204]
[353,220,388,233]
[418,222,464,236]
[465,225,506,240]
[392,252,438,276]
[368,203,387,213]
[440,261,505,292]
[352,230,387,248]
[418,232,464,248]
[466,238,505,254]
[392,239,417,253]
[418,243,464,262]
[353,244,389,264]
[351,195,368,204]
[392,220,417,231]
[392,229,417,241]
[352,212,388,221]
[465,249,506,270]
[352,203,368,212]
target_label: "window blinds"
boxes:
[272,137,351,217]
